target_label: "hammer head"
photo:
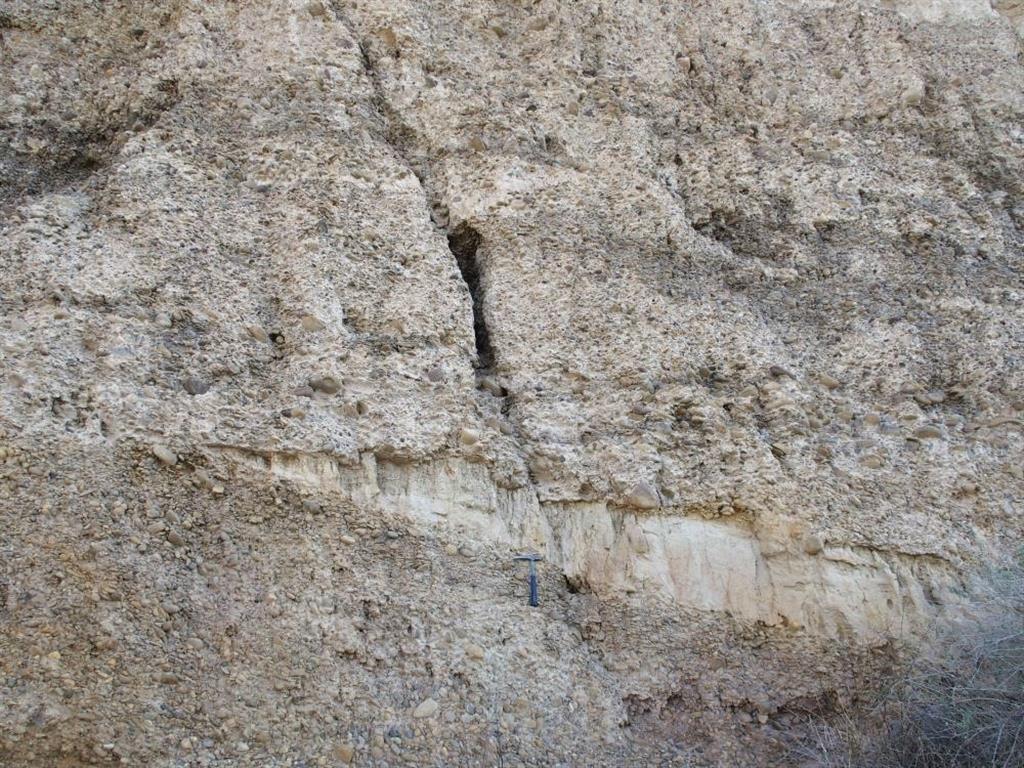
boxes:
[513,553,543,562]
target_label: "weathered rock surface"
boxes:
[1,0,1021,765]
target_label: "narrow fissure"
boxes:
[352,32,496,372]
[447,222,494,371]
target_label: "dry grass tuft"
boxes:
[798,558,1024,768]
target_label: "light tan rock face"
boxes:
[1,0,1022,765]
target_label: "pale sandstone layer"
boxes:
[1,0,1022,765]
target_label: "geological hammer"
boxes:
[513,553,543,607]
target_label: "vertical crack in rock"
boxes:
[447,222,494,371]
[351,33,435,207]
[346,22,498,373]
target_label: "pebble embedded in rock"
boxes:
[914,425,942,439]
[624,481,659,510]
[334,743,355,764]
[152,445,178,466]
[413,698,439,718]
[901,78,925,107]
[802,534,824,555]
[465,643,485,660]
[300,314,326,331]
[426,366,446,383]
[183,376,210,395]
[246,324,269,343]
[477,376,506,397]
[817,373,842,390]
[914,389,947,406]
[309,375,341,394]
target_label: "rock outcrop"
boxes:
[1,0,1021,765]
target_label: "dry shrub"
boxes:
[799,558,1024,768]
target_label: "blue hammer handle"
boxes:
[514,555,542,607]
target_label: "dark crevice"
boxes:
[346,21,496,372]
[447,222,494,371]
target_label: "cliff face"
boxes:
[1,0,1022,765]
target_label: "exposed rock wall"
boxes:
[1,0,1022,765]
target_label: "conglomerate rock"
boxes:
[1,0,1021,765]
